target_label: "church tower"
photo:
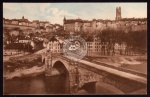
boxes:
[63,16,66,30]
[115,7,121,20]
[22,16,25,20]
[63,16,66,24]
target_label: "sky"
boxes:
[3,3,147,25]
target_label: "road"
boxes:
[78,59,147,84]
[122,62,147,74]
[85,56,147,74]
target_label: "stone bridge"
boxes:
[41,53,147,94]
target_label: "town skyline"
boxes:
[3,3,147,25]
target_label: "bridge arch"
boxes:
[42,58,45,64]
[52,61,69,75]
[52,58,70,72]
[79,81,124,94]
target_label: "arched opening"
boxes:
[44,61,70,94]
[78,81,124,94]
[53,61,69,76]
[79,81,97,94]
[42,58,45,64]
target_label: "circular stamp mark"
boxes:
[62,36,87,61]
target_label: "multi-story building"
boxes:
[47,41,61,53]
[43,36,62,53]
[86,37,109,56]
[63,17,83,32]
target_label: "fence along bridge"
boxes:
[41,52,147,94]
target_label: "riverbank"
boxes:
[3,54,45,79]
[4,64,62,80]
[3,53,28,62]
[3,54,147,79]
[4,65,45,79]
[4,54,42,71]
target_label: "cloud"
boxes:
[3,3,77,24]
[3,3,20,11]
[45,7,78,24]
[39,3,51,13]
[46,7,78,24]
[45,15,64,24]
[46,7,78,18]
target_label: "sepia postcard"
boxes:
[3,3,147,95]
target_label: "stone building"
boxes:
[63,17,83,32]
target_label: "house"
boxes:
[114,43,127,51]
[44,36,62,53]
[63,17,83,32]
[86,37,108,56]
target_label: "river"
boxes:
[4,74,70,95]
[4,73,126,95]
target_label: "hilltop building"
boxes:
[116,7,122,20]
[3,16,63,35]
